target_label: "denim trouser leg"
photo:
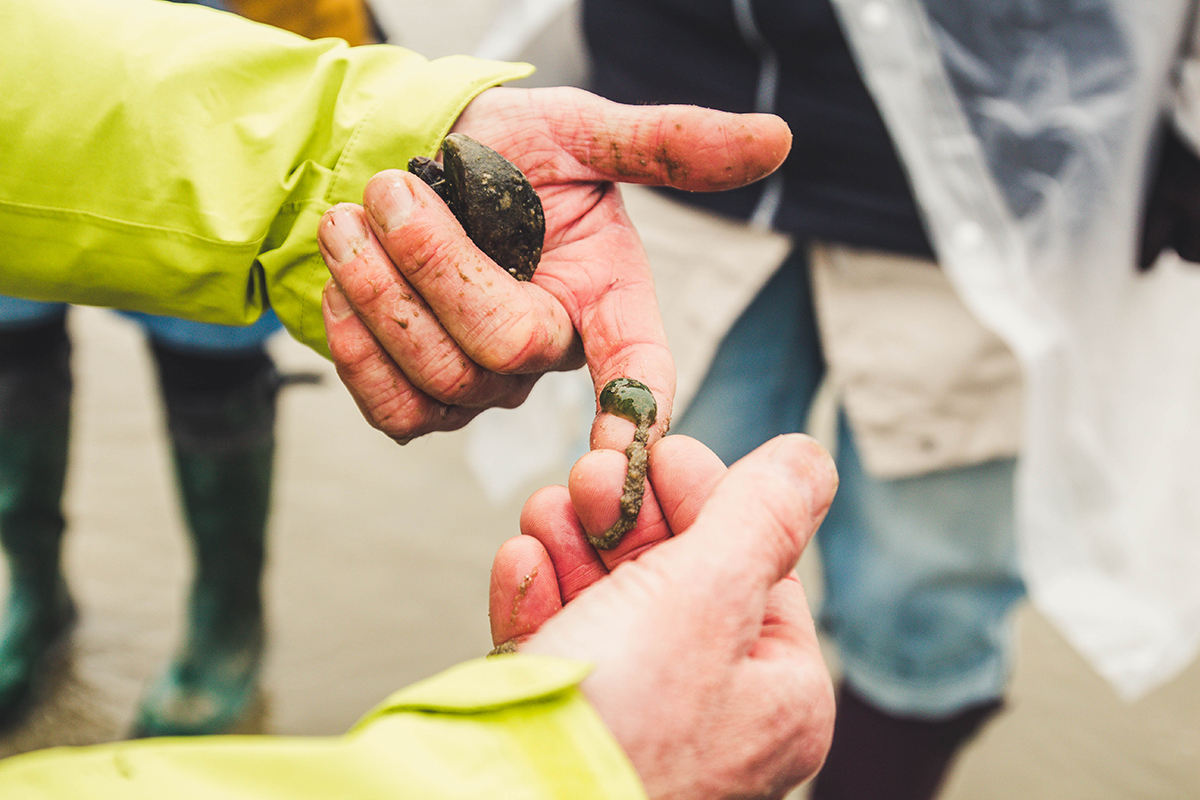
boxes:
[0,297,68,330]
[0,298,282,355]
[673,246,1024,717]
[819,412,1023,717]
[121,310,283,355]
[672,249,822,465]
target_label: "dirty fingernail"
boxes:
[368,175,413,232]
[323,279,354,321]
[320,204,367,265]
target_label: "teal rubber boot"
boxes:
[133,344,277,737]
[0,322,76,729]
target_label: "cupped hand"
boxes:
[489,434,839,800]
[318,86,791,447]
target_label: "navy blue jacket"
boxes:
[583,0,934,256]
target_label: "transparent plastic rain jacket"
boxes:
[832,0,1200,697]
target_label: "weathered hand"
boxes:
[317,86,791,447]
[489,434,839,800]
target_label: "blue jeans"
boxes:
[0,297,281,354]
[673,247,1024,718]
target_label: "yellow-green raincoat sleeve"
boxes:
[0,655,648,798]
[0,0,533,355]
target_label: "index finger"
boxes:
[360,170,583,376]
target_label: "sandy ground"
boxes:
[2,2,1199,796]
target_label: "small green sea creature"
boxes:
[590,378,657,550]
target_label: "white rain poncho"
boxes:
[833,0,1200,698]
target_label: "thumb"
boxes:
[462,87,793,193]
[665,434,837,599]
[565,93,794,192]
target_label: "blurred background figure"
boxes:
[0,0,378,738]
[581,2,1021,798]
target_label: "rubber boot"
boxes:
[132,342,278,737]
[0,318,76,728]
[808,682,1002,800]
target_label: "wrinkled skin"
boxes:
[489,434,839,800]
[317,85,791,452]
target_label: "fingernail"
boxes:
[320,205,366,265]
[766,434,837,523]
[367,175,413,232]
[323,279,353,321]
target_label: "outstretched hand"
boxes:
[489,434,839,800]
[317,86,791,449]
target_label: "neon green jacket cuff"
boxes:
[0,0,533,355]
[0,655,648,798]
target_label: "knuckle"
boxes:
[470,307,567,374]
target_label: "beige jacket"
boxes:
[623,184,1022,480]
